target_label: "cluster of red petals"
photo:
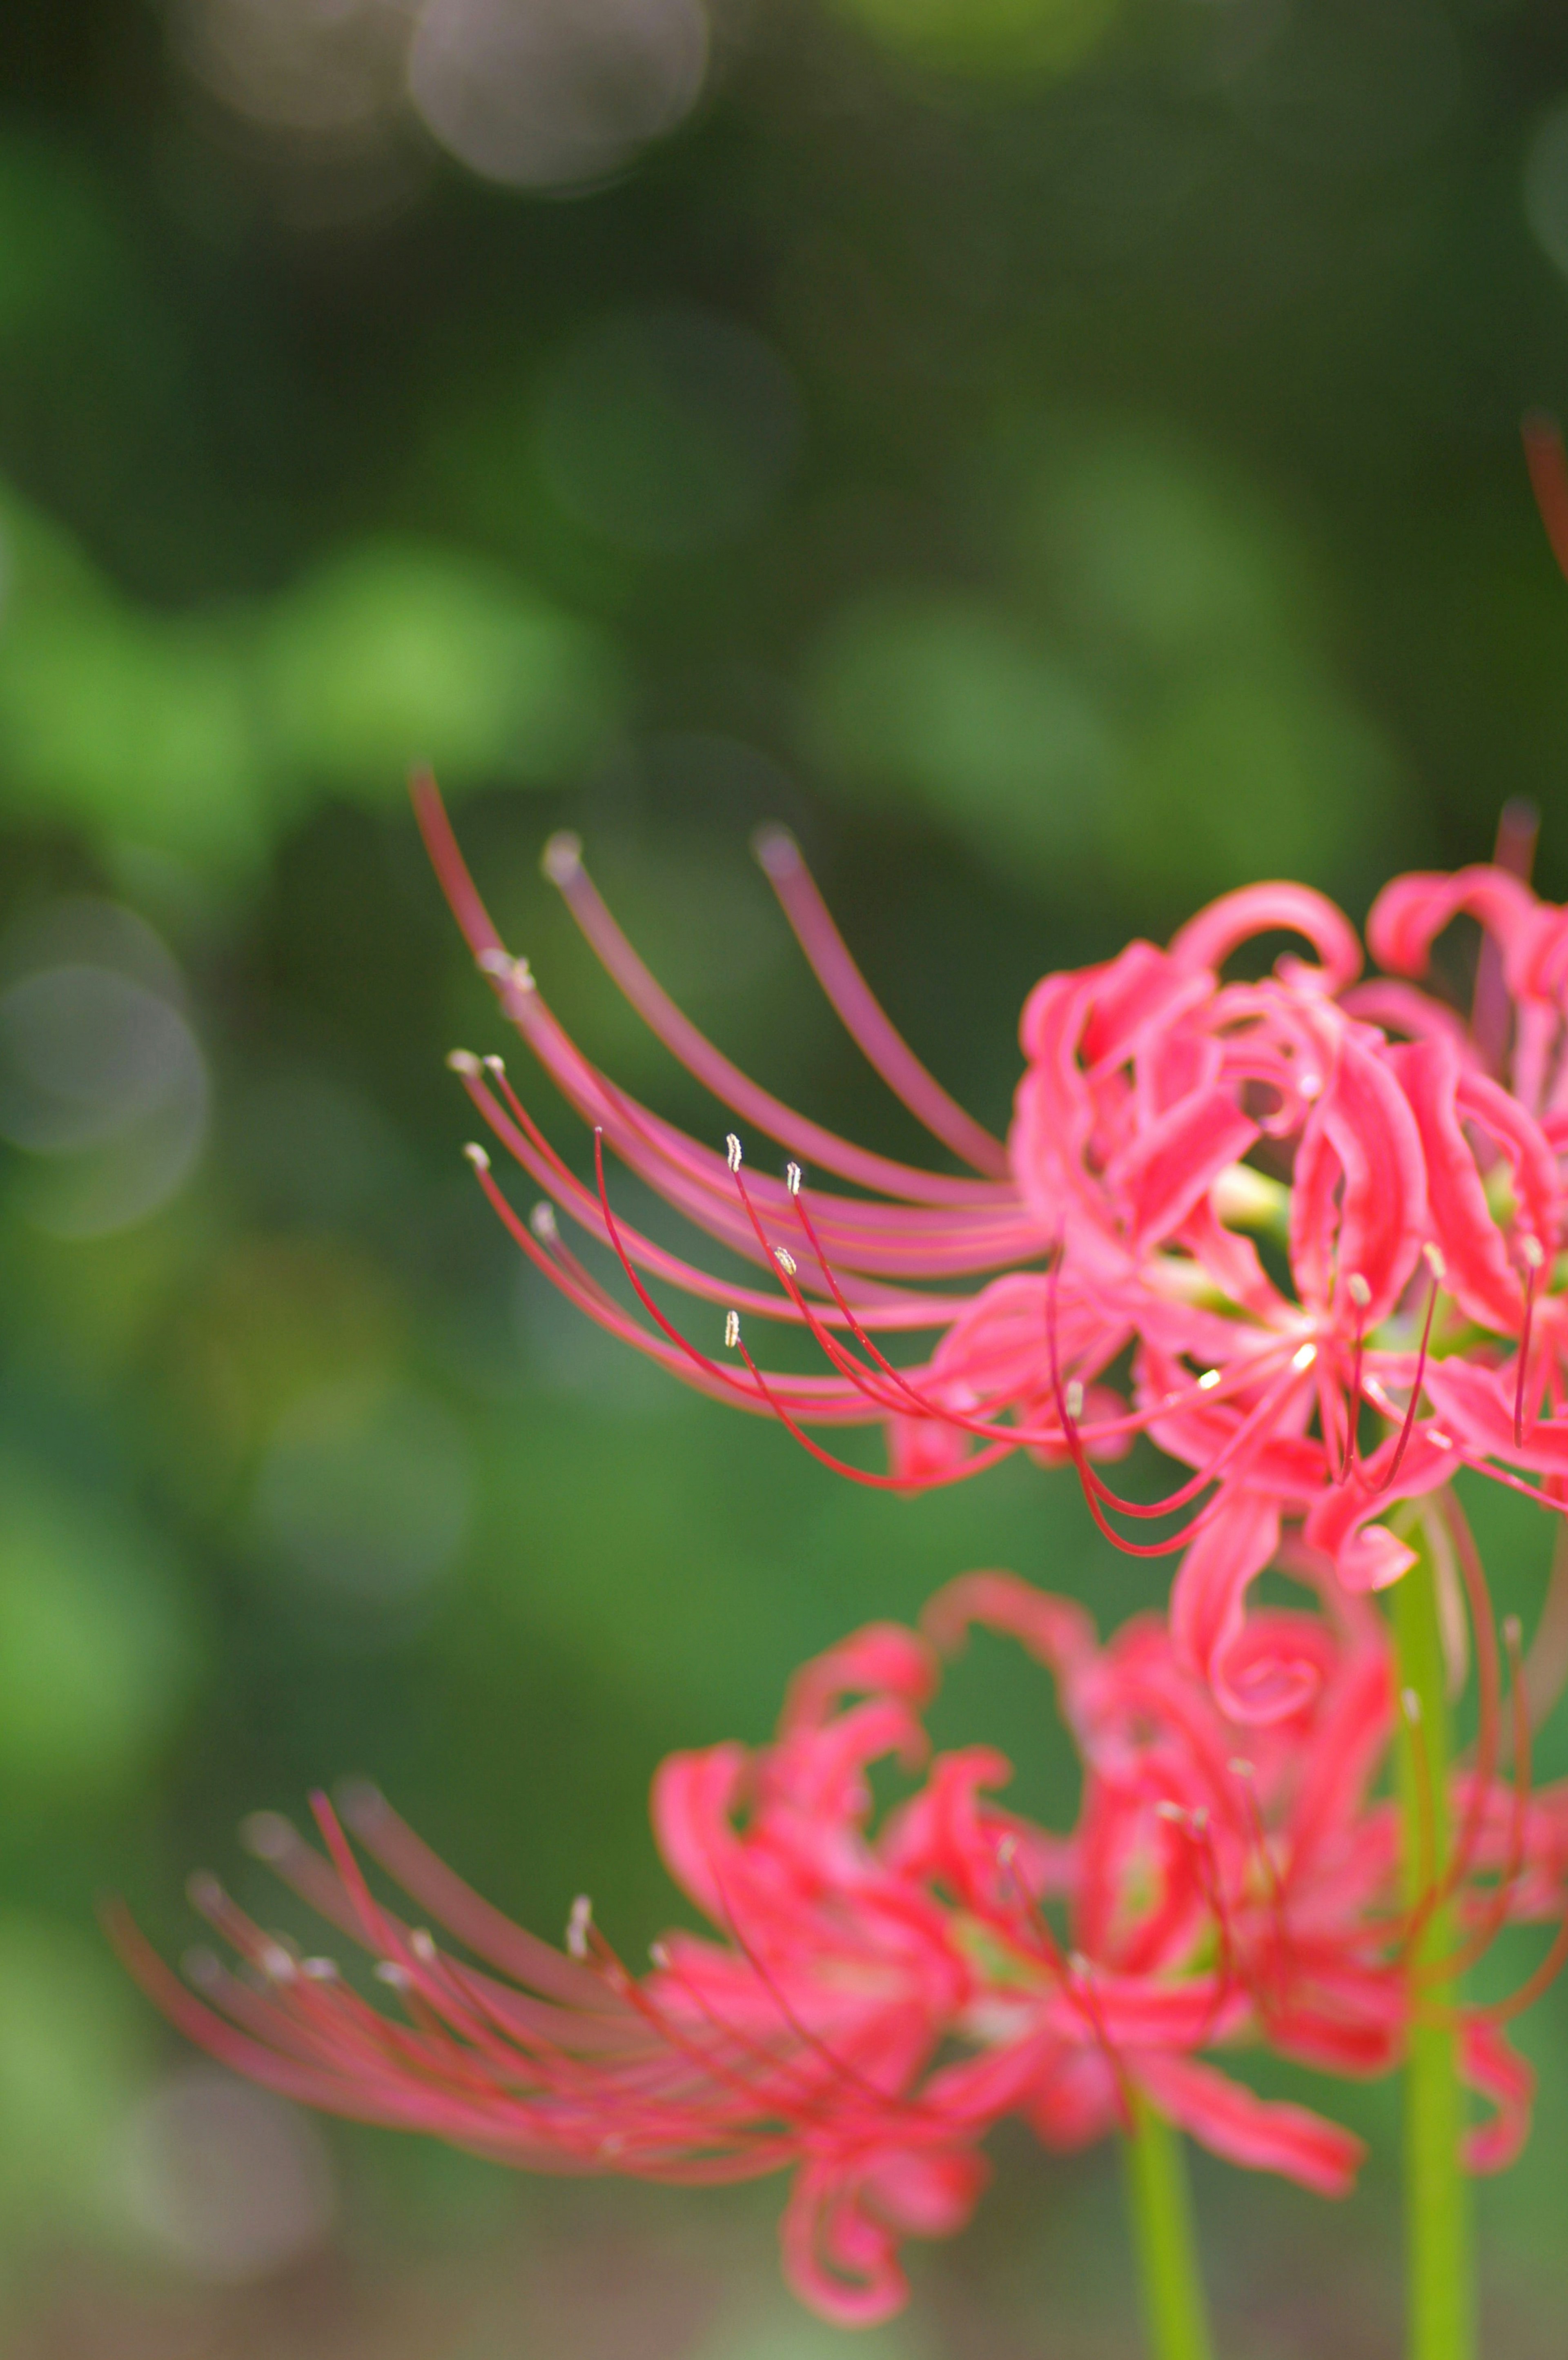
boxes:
[414,780,1568,1725]
[112,1574,1568,2324]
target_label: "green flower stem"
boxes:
[1121,2086,1216,2360]
[1392,1516,1474,2360]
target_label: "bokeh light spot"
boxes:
[172,0,409,135]
[408,0,708,191]
[115,2066,336,2283]
[0,899,208,1237]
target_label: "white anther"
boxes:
[477,947,514,976]
[530,1201,558,1242]
[1429,1429,1452,1450]
[996,1834,1018,1865]
[649,1941,670,1969]
[258,1943,297,1982]
[183,1947,222,1988]
[542,830,583,885]
[752,824,801,879]
[1228,1757,1255,1781]
[1346,1272,1372,1309]
[301,1957,340,1981]
[1503,1614,1523,1650]
[1189,1806,1210,1834]
[726,1133,743,1173]
[508,957,535,994]
[447,1048,481,1075]
[239,1811,293,1861]
[464,1142,490,1171]
[1401,1688,1423,1726]
[1423,1241,1447,1282]
[410,1929,437,1963]
[775,1246,797,1277]
[1197,1367,1222,1391]
[186,1872,224,1914]
[786,1162,802,1196]
[1065,1380,1084,1420]
[567,1895,593,1959]
[1292,1343,1318,1371]
[1299,1072,1323,1100]
[374,1961,412,1989]
[1154,1800,1187,1824]
[1521,1234,1546,1270]
[725,1310,741,1349]
[1067,1950,1093,1980]
[483,1053,506,1076]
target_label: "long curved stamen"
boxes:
[1227,1760,1293,2006]
[418,778,1038,1284]
[1427,1618,1534,1983]
[1044,1256,1307,1559]
[1457,1914,1568,2025]
[1066,1955,1135,2132]
[1396,1690,1441,1968]
[459,1055,956,1333]
[728,1320,1016,1492]
[541,828,1007,1210]
[570,1132,976,1430]
[1369,1253,1443,1495]
[1514,1238,1544,1447]
[702,1850,940,2126]
[469,1143,770,1418]
[1451,1453,1568,1521]
[1337,1273,1372,1485]
[785,1171,1307,1469]
[1155,1804,1244,2039]
[1432,1492,1504,1906]
[592,1938,839,2135]
[752,824,1011,1179]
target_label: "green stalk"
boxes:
[1391,1515,1473,2360]
[1121,2086,1216,2360]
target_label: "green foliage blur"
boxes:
[5,0,1568,2351]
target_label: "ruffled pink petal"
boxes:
[1132,2053,1365,2196]
[1368,866,1559,1007]
[1106,1086,1259,1254]
[1288,1033,1427,1326]
[1421,1359,1568,1477]
[780,1624,940,1737]
[1301,1429,1456,1592]
[1168,883,1363,995]
[1393,1038,1527,1332]
[1459,2019,1535,2173]
[1171,1491,1301,1723]
[649,1745,751,1922]
[922,1570,1098,1682]
[780,2147,987,2326]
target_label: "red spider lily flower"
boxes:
[414,775,1568,1709]
[919,1566,1568,2177]
[114,1570,1567,2320]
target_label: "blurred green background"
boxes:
[6,0,1568,2352]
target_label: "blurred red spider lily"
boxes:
[414,778,1568,1718]
[110,1571,1568,2322]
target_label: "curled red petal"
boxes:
[1132,2052,1365,2197]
